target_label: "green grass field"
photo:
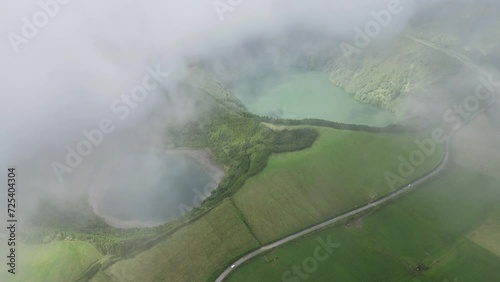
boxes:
[228,163,500,282]
[0,241,101,282]
[233,126,445,243]
[99,199,259,282]
[469,207,500,257]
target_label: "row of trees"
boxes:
[259,116,409,133]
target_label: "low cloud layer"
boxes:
[1,0,494,223]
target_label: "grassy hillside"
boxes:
[469,207,500,258]
[99,199,259,282]
[228,164,500,282]
[0,241,102,282]
[233,126,444,243]
[327,36,463,112]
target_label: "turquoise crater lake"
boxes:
[232,71,397,127]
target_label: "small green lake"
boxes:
[233,71,396,126]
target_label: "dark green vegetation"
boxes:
[228,164,500,282]
[259,116,409,132]
[167,83,320,209]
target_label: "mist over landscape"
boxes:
[0,0,494,215]
[1,0,500,281]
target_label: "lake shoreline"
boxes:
[88,148,226,229]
